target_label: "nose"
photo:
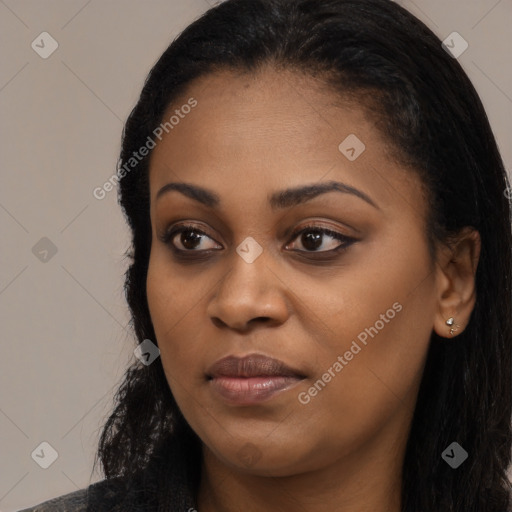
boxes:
[206,246,290,332]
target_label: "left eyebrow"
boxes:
[155,180,380,211]
[269,180,380,211]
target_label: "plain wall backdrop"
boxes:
[1,0,511,510]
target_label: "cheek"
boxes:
[299,301,432,462]
[146,259,172,338]
[146,256,201,376]
[299,241,436,433]
[295,235,430,357]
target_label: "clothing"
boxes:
[17,433,199,512]
[17,471,196,511]
[17,481,110,512]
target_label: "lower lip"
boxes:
[209,376,303,405]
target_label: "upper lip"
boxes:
[206,354,306,379]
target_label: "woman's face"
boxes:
[146,67,441,477]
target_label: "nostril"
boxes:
[211,317,227,329]
[251,317,271,323]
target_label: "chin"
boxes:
[204,436,323,477]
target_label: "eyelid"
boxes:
[285,224,356,252]
[159,223,221,247]
[159,221,357,256]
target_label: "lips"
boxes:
[206,354,306,405]
[207,354,305,379]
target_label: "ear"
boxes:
[432,227,481,339]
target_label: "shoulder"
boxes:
[17,487,88,512]
[16,478,124,512]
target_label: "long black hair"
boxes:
[92,1,512,510]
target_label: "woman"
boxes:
[20,0,512,510]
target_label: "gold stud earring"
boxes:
[445,317,460,336]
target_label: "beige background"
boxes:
[0,0,511,510]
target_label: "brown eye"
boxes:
[158,223,356,261]
[286,226,355,253]
[161,225,222,252]
[176,229,204,250]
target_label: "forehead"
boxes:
[148,66,426,222]
[151,67,376,167]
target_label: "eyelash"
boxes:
[159,223,357,260]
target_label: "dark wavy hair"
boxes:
[92,0,512,510]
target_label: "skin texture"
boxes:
[146,67,481,512]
